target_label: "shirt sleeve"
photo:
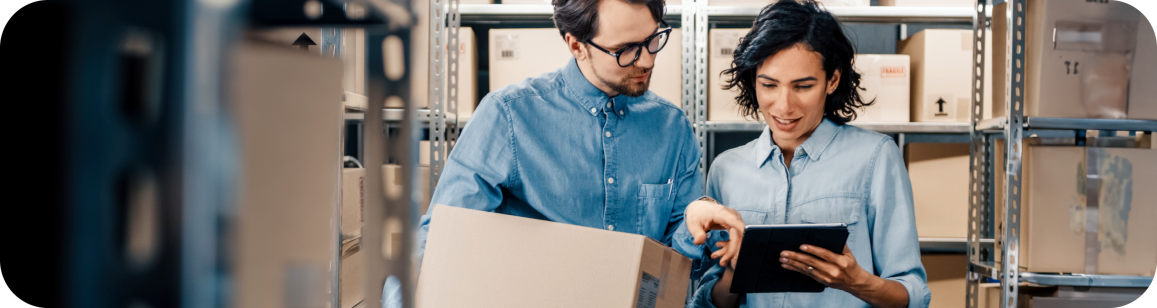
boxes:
[689,262,727,308]
[867,138,931,308]
[668,119,713,279]
[416,94,517,263]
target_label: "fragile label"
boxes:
[636,272,660,308]
[881,66,906,78]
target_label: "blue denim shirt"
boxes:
[691,119,930,308]
[416,58,705,267]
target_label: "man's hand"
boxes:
[779,244,870,293]
[684,200,746,268]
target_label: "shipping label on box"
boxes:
[417,205,691,308]
[852,54,910,123]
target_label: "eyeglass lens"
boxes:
[617,32,669,67]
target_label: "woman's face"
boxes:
[755,43,840,150]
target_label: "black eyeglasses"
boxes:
[585,21,673,67]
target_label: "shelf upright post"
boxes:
[446,0,461,161]
[429,0,449,200]
[694,0,709,179]
[999,0,1027,307]
[966,1,989,308]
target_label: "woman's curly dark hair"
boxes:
[722,0,870,125]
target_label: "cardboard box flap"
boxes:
[419,205,652,307]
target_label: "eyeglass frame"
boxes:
[583,20,673,68]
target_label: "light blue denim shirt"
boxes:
[691,119,930,308]
[416,58,705,267]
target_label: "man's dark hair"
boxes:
[723,0,870,125]
[551,0,666,42]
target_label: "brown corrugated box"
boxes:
[342,168,366,238]
[416,205,692,308]
[899,29,993,123]
[991,0,1145,119]
[923,253,968,308]
[707,28,755,122]
[340,238,364,308]
[231,39,344,308]
[488,28,685,106]
[994,137,1157,276]
[906,143,970,239]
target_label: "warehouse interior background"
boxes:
[0,0,1155,307]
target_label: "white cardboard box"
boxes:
[878,0,973,7]
[708,0,867,7]
[852,54,910,123]
[489,28,684,105]
[899,29,993,122]
[707,29,756,122]
[417,205,692,308]
[992,0,1144,119]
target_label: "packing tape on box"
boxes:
[658,249,671,300]
[1084,146,1101,274]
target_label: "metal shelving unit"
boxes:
[965,1,1157,307]
[705,5,985,23]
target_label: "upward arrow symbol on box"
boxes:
[292,33,316,51]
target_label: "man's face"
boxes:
[584,0,661,97]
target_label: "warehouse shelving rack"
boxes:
[964,1,1156,308]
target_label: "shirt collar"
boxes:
[753,118,841,168]
[560,58,631,118]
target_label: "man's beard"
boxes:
[593,64,652,97]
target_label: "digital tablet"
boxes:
[729,223,849,294]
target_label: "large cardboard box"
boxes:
[978,283,1144,308]
[852,54,910,123]
[417,205,692,308]
[341,168,366,238]
[231,39,344,308]
[1127,13,1157,120]
[923,253,967,308]
[707,28,755,122]
[878,0,972,7]
[708,0,867,7]
[906,143,970,239]
[899,29,993,122]
[489,28,684,105]
[991,1,1145,119]
[994,139,1157,276]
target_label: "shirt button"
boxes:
[607,225,614,231]
[607,102,612,108]
[607,177,615,184]
[605,131,612,138]
[619,110,624,115]
[590,107,597,113]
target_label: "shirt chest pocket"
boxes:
[793,197,863,225]
[637,181,673,239]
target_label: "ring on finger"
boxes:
[806,266,814,275]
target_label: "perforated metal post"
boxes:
[681,0,696,123]
[446,0,461,158]
[694,0,709,178]
[429,0,448,200]
[965,2,988,308]
[1000,0,1027,307]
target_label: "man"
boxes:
[417,0,744,279]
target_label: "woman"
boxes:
[689,1,930,308]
